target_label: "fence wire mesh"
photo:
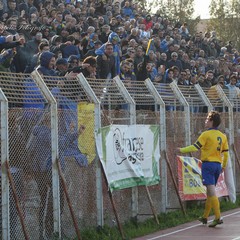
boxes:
[43,75,97,237]
[122,79,162,221]
[85,77,134,224]
[154,83,182,110]
[0,72,51,239]
[0,72,240,240]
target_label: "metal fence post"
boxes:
[170,81,191,146]
[76,73,103,226]
[145,79,167,213]
[0,88,10,240]
[194,84,213,112]
[114,76,137,217]
[215,86,235,181]
[31,71,60,236]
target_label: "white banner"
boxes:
[95,125,160,191]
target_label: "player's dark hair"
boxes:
[208,110,221,128]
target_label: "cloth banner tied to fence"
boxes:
[177,156,228,201]
[96,125,160,192]
[77,102,96,163]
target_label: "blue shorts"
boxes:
[202,161,222,186]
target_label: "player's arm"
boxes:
[221,138,229,169]
[222,150,228,169]
[179,144,199,153]
[179,133,205,153]
[177,132,205,154]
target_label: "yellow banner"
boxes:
[177,156,228,200]
[78,102,95,163]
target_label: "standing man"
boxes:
[95,32,121,75]
[177,110,229,227]
[96,42,116,79]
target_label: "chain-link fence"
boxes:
[1,72,52,240]
[0,72,240,239]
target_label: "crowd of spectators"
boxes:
[0,0,240,92]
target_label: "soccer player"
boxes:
[177,110,229,227]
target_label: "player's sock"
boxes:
[211,196,221,220]
[203,196,211,218]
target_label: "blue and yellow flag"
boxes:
[146,38,154,55]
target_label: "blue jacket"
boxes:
[36,51,57,76]
[29,124,88,172]
[61,44,80,59]
[23,78,45,109]
[0,36,6,44]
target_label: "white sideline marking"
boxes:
[144,210,240,240]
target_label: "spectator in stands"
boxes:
[26,31,43,58]
[95,32,121,74]
[197,73,205,86]
[189,72,198,85]
[208,42,218,58]
[61,35,80,59]
[0,0,239,91]
[185,68,192,85]
[84,40,102,58]
[122,47,135,61]
[4,0,19,19]
[6,18,18,35]
[225,41,234,54]
[216,75,227,89]
[12,34,29,73]
[134,46,144,73]
[99,24,111,44]
[179,22,189,40]
[0,47,16,72]
[95,0,105,16]
[226,74,239,101]
[49,35,62,54]
[96,42,116,79]
[0,29,22,51]
[207,76,227,112]
[67,55,79,70]
[76,56,97,78]
[136,56,158,82]
[167,52,183,71]
[122,1,133,18]
[24,42,50,73]
[55,58,69,76]
[164,67,174,84]
[199,70,214,88]
[166,43,175,60]
[172,66,180,81]
[196,57,206,75]
[147,50,157,67]
[143,14,153,31]
[127,27,139,43]
[120,60,136,81]
[178,69,188,85]
[52,11,64,33]
[206,69,216,85]
[36,51,57,76]
[157,53,167,68]
[181,53,191,70]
